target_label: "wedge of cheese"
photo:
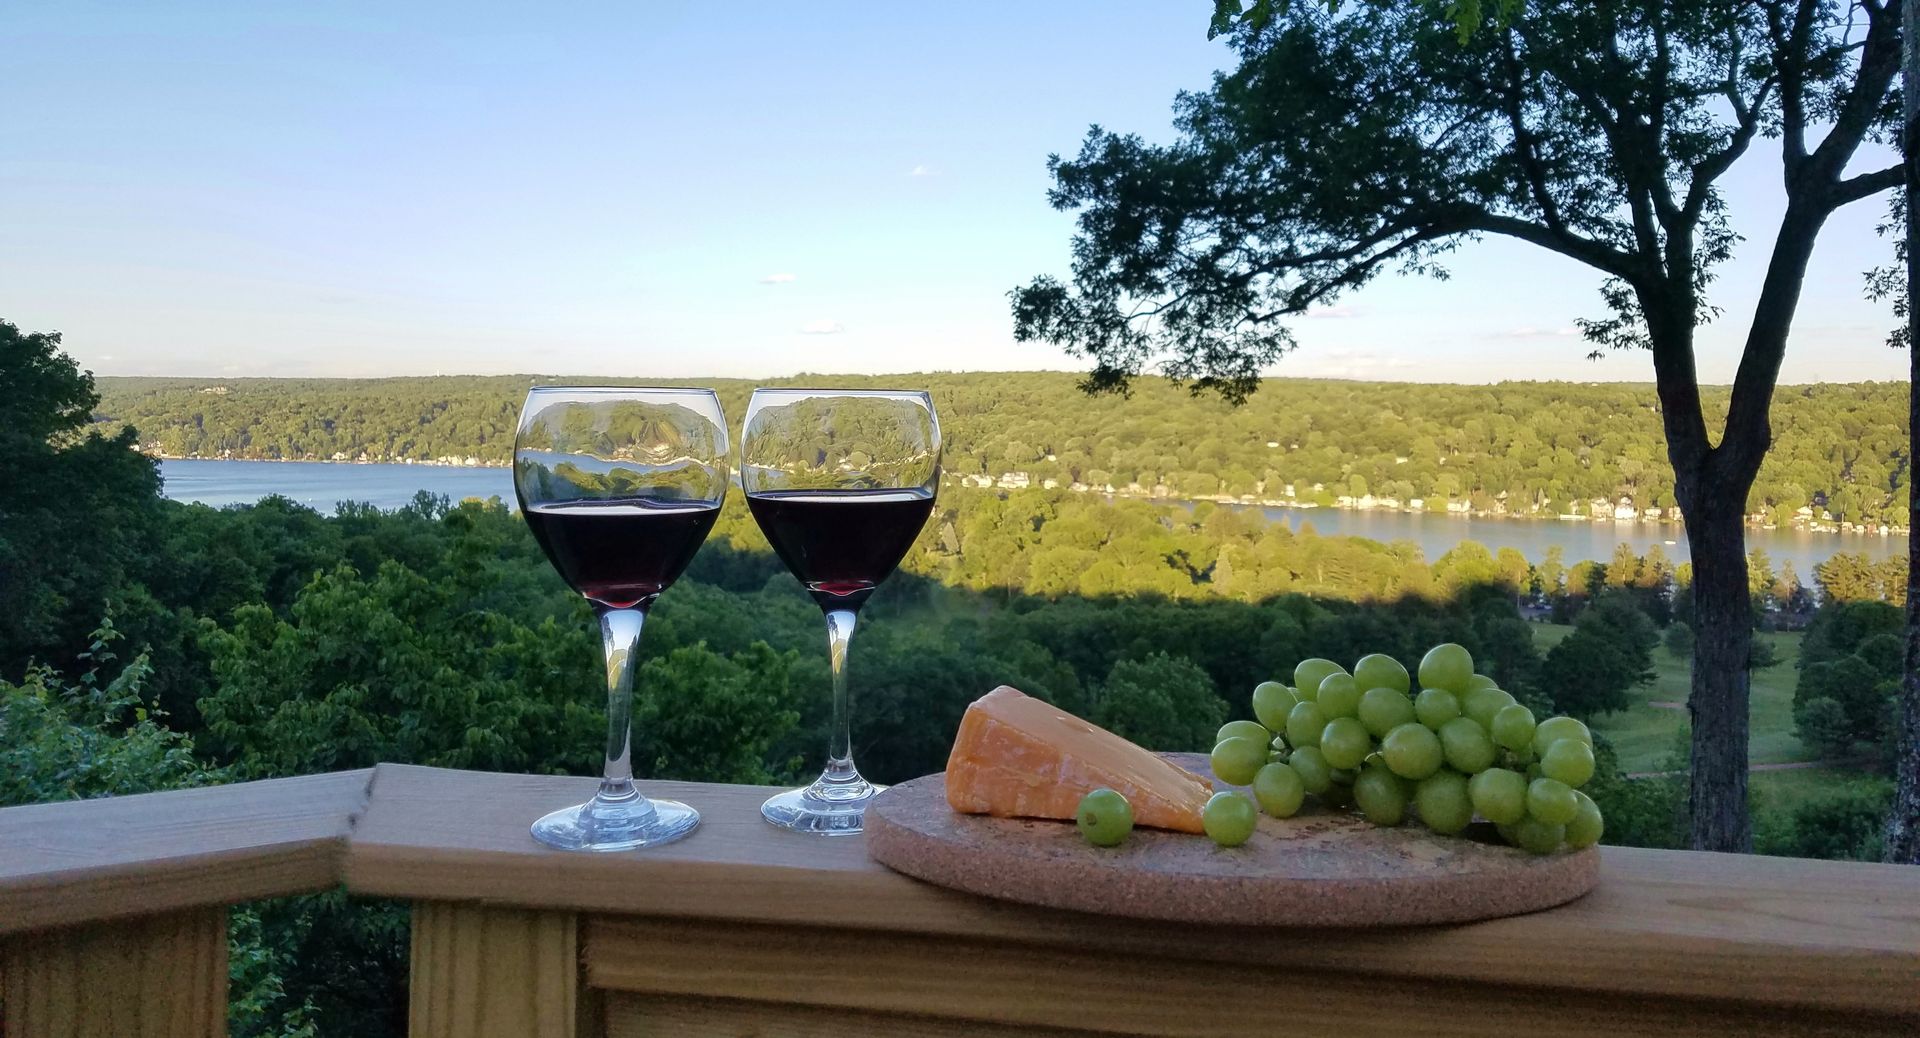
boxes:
[945,686,1214,833]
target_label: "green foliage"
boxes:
[1793,599,1903,766]
[1,321,164,675]
[1755,785,1892,862]
[0,617,202,807]
[1664,621,1695,659]
[1091,652,1227,752]
[1814,552,1909,605]
[629,642,802,785]
[1539,593,1658,719]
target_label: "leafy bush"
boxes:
[0,619,201,806]
[1662,621,1694,659]
[1091,652,1226,752]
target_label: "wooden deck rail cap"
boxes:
[3,763,1917,1021]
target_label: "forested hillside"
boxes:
[98,374,1912,530]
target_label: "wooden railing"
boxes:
[3,765,1918,1037]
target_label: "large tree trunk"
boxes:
[1683,486,1754,852]
[1885,0,1920,866]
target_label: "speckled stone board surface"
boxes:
[865,753,1600,927]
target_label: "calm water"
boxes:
[159,459,1901,572]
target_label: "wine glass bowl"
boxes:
[513,386,730,851]
[741,389,941,835]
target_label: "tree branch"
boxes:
[1468,213,1645,282]
[1831,163,1903,206]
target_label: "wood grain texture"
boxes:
[0,908,227,1038]
[353,764,1920,1016]
[605,993,1093,1038]
[867,757,1598,927]
[0,770,369,936]
[587,916,1918,1038]
[409,902,581,1038]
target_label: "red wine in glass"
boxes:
[744,489,934,611]
[740,387,941,835]
[524,500,721,609]
[512,385,731,852]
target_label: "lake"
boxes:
[158,458,1902,574]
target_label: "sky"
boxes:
[1,1,1908,385]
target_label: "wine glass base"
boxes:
[760,778,888,835]
[531,794,699,852]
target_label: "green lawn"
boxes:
[1531,623,1808,774]
[1748,766,1893,814]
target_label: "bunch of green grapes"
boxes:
[1207,643,1603,854]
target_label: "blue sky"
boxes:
[1,1,1907,384]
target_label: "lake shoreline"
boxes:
[146,452,1908,540]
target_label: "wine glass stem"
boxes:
[597,605,647,802]
[821,607,860,784]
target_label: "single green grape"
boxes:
[1489,703,1537,753]
[1253,762,1306,818]
[1565,790,1604,849]
[1511,817,1566,855]
[1417,643,1474,694]
[1210,736,1268,786]
[1437,716,1497,774]
[1357,687,1417,738]
[1413,688,1461,729]
[1380,722,1444,780]
[1286,701,1329,749]
[1461,685,1517,730]
[1075,788,1133,847]
[1319,716,1373,770]
[1526,777,1579,825]
[1353,653,1411,694]
[1288,746,1333,795]
[1353,763,1408,826]
[1252,681,1294,731]
[1203,791,1259,847]
[1539,738,1596,788]
[1468,767,1527,825]
[1315,673,1362,719]
[1465,673,1500,692]
[1414,770,1473,835]
[1218,719,1271,746]
[1292,658,1345,702]
[1532,715,1594,758]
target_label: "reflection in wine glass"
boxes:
[513,387,730,851]
[741,389,941,834]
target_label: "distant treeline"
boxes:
[97,373,1911,530]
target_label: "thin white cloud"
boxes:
[758,272,797,284]
[908,164,936,177]
[1490,325,1579,339]
[798,320,845,335]
[1306,304,1360,319]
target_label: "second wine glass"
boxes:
[741,388,941,834]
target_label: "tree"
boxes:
[1011,2,1903,850]
[1540,592,1659,717]
[1090,652,1227,751]
[0,320,164,677]
[1882,0,1920,866]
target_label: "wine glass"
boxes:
[513,386,730,851]
[741,388,941,835]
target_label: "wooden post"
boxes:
[409,902,589,1038]
[0,908,228,1038]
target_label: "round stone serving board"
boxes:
[865,753,1599,927]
